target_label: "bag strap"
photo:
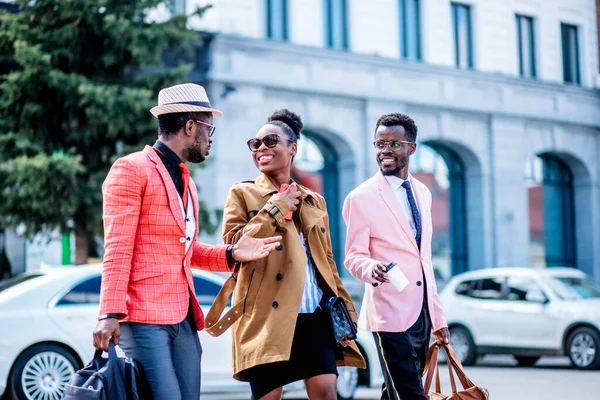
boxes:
[423,343,462,395]
[107,340,118,358]
[441,343,476,390]
[422,343,438,394]
[204,274,244,337]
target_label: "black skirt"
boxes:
[243,308,339,399]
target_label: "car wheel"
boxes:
[514,356,540,367]
[9,344,78,400]
[337,366,359,400]
[567,327,600,370]
[449,326,477,366]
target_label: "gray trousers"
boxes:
[119,314,202,400]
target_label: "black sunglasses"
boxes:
[247,134,292,152]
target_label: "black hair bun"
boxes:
[267,109,303,140]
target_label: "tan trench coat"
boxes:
[213,173,365,380]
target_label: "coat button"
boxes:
[276,273,283,281]
[276,244,283,251]
[416,281,422,286]
[179,237,186,243]
[272,301,279,308]
[321,227,326,233]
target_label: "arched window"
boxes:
[292,134,343,270]
[410,143,468,280]
[526,154,576,267]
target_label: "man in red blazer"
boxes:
[93,83,281,400]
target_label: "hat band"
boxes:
[164,101,212,108]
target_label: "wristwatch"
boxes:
[98,314,119,321]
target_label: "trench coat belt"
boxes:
[205,274,242,337]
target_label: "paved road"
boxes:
[204,356,599,400]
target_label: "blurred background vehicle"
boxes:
[441,267,600,370]
[0,265,383,400]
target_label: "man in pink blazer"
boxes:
[343,113,449,400]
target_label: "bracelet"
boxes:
[98,314,119,321]
[226,245,239,265]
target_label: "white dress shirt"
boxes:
[177,189,196,254]
[385,174,418,238]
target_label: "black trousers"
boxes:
[373,293,431,400]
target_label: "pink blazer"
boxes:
[343,171,447,333]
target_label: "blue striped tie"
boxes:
[401,180,422,249]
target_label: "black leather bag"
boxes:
[62,341,148,400]
[320,296,358,343]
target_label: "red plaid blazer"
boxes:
[99,145,231,329]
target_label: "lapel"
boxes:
[254,173,326,231]
[143,146,186,233]
[254,173,279,198]
[375,170,419,252]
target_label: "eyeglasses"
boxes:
[373,139,414,151]
[195,120,216,137]
[247,133,292,152]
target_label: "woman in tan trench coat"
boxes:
[216,109,365,400]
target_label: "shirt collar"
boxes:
[153,140,182,167]
[385,174,410,190]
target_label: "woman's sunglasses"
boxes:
[247,134,292,152]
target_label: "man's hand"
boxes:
[272,183,302,213]
[93,319,120,351]
[340,338,353,347]
[232,225,282,262]
[432,327,450,345]
[372,262,390,284]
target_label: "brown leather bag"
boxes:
[423,343,489,400]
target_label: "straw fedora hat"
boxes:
[150,83,223,117]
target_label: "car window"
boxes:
[194,276,229,306]
[57,276,102,305]
[0,273,44,293]
[454,279,477,296]
[506,276,545,301]
[547,276,600,300]
[469,277,507,300]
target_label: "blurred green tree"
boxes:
[0,0,218,265]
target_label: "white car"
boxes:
[440,267,600,370]
[0,265,382,400]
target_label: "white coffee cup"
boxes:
[386,262,409,292]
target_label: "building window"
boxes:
[324,0,349,50]
[516,15,536,78]
[266,0,288,41]
[561,23,581,84]
[170,0,186,15]
[451,3,473,69]
[399,0,421,60]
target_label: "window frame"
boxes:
[398,0,422,61]
[515,14,536,78]
[266,0,289,41]
[324,0,349,50]
[451,2,474,69]
[561,23,581,85]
